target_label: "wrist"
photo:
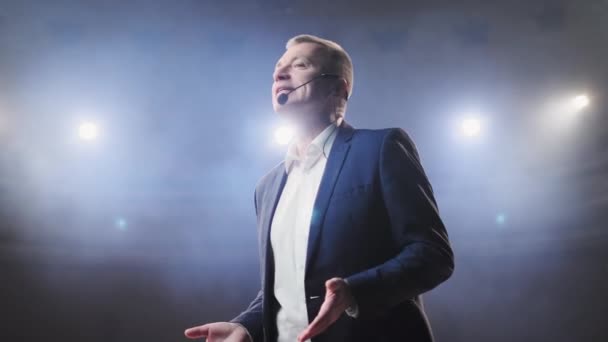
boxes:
[230,322,254,342]
[342,278,359,318]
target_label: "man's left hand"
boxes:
[297,277,356,342]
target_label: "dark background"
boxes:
[0,0,607,341]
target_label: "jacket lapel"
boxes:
[260,167,287,290]
[305,122,355,273]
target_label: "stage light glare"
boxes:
[496,213,507,225]
[461,118,481,137]
[115,218,127,230]
[571,94,590,111]
[274,126,294,145]
[78,122,98,141]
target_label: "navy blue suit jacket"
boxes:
[232,122,454,342]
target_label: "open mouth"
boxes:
[275,87,293,96]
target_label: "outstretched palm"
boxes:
[185,322,250,342]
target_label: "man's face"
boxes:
[271,42,334,117]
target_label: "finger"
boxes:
[184,324,210,339]
[299,279,348,341]
[299,318,331,342]
[298,298,335,341]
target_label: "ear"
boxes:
[334,78,349,100]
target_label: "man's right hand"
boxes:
[184,322,252,342]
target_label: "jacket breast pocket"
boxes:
[331,183,373,200]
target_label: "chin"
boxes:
[276,109,295,121]
[273,100,297,115]
[274,106,303,124]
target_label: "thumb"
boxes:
[185,324,210,338]
[325,277,342,292]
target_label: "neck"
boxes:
[294,116,341,157]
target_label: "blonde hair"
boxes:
[285,34,354,118]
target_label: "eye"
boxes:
[294,62,307,68]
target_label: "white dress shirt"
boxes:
[270,120,340,342]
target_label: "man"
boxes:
[185,34,454,342]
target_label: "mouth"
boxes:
[275,86,293,96]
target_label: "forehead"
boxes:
[275,42,326,68]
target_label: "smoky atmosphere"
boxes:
[0,1,607,341]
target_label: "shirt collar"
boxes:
[284,118,342,173]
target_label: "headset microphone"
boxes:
[277,73,341,105]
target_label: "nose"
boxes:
[273,68,290,82]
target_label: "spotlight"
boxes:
[461,117,481,137]
[274,126,294,145]
[78,122,98,141]
[571,94,590,111]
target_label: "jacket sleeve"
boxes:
[229,189,265,341]
[345,128,455,318]
[230,289,264,342]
